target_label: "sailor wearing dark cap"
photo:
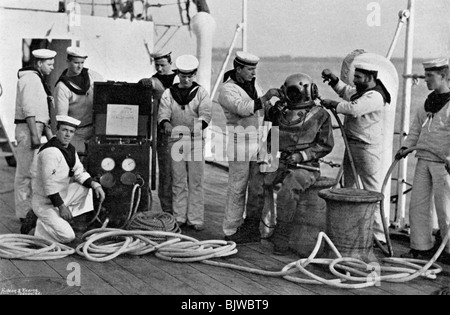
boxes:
[31,115,105,243]
[14,49,57,228]
[218,51,280,243]
[321,61,392,244]
[138,50,179,214]
[54,46,104,155]
[158,55,212,231]
[397,57,450,264]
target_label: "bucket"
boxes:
[318,188,384,262]
[289,177,337,257]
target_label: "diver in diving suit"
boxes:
[245,73,335,254]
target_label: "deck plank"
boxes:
[189,260,279,296]
[217,255,318,295]
[114,255,202,295]
[45,257,123,295]
[79,259,162,295]
[146,257,241,295]
[0,259,24,281]
[1,158,449,295]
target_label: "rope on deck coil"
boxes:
[74,229,447,289]
[0,234,75,260]
[75,229,237,263]
[125,212,181,236]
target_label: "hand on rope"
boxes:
[0,234,75,260]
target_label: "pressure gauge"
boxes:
[122,158,136,172]
[101,157,116,172]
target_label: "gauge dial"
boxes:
[122,158,136,172]
[101,157,116,172]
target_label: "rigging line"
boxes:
[157,25,182,51]
[154,26,174,47]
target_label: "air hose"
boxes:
[327,106,391,255]
[379,146,450,258]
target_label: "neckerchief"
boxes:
[18,67,52,97]
[170,82,200,107]
[350,81,391,104]
[424,91,450,114]
[39,137,77,177]
[224,69,258,100]
[56,68,91,95]
[153,72,177,89]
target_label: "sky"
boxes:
[152,0,450,59]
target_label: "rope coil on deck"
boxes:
[73,228,447,289]
[0,228,447,289]
[0,234,75,260]
[75,229,237,263]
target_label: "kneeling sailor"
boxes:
[32,115,105,244]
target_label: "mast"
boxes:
[242,0,248,52]
[396,0,416,229]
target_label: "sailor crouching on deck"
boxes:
[31,115,105,244]
[247,74,334,254]
[397,58,450,265]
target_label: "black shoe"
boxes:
[224,228,261,245]
[224,219,261,244]
[20,210,38,235]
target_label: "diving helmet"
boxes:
[282,73,319,108]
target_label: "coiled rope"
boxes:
[0,228,446,289]
[0,234,75,260]
[73,228,446,289]
[126,212,181,234]
[75,229,237,263]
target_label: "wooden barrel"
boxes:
[318,188,384,263]
[289,177,337,257]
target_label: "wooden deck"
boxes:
[0,157,449,296]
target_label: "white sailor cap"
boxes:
[175,55,199,74]
[423,58,449,71]
[56,115,81,128]
[67,46,88,58]
[151,50,172,61]
[354,62,378,75]
[32,49,57,60]
[235,51,260,67]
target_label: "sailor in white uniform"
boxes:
[218,51,280,241]
[32,115,105,244]
[321,62,392,244]
[54,47,104,155]
[397,58,450,264]
[158,55,212,230]
[14,49,56,223]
